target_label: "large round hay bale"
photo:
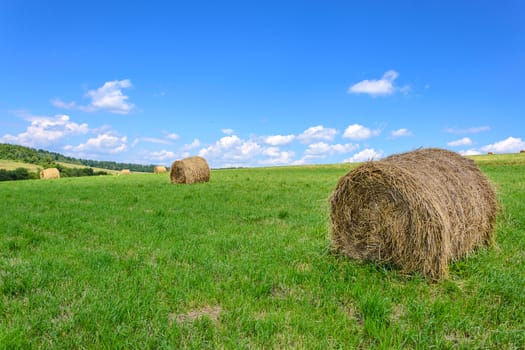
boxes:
[153,165,167,174]
[40,168,60,179]
[170,156,210,184]
[119,169,131,175]
[330,148,498,280]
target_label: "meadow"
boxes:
[0,155,524,349]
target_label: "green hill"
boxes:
[0,143,155,173]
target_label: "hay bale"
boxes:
[153,165,167,174]
[120,169,131,175]
[520,149,525,153]
[40,168,60,179]
[170,156,210,184]
[330,148,498,280]
[487,152,494,155]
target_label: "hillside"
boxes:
[0,143,156,172]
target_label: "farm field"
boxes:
[0,159,120,176]
[0,155,524,348]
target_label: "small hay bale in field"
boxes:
[170,156,210,184]
[520,149,525,153]
[153,165,167,174]
[120,169,131,175]
[329,148,498,280]
[487,152,494,155]
[40,168,60,179]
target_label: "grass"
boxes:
[0,160,41,172]
[0,155,524,348]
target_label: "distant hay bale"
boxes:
[153,165,167,174]
[487,152,494,155]
[520,150,525,153]
[170,156,210,184]
[330,148,498,280]
[40,168,60,179]
[120,169,131,175]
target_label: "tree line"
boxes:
[0,143,155,172]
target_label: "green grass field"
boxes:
[1,155,524,349]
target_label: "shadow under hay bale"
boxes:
[40,168,60,179]
[329,148,498,281]
[170,156,210,184]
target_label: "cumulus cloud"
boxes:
[343,124,380,140]
[444,126,490,134]
[149,150,177,162]
[304,142,359,156]
[264,134,296,146]
[222,128,235,135]
[260,149,296,165]
[458,149,482,156]
[391,128,412,137]
[53,79,135,114]
[447,137,473,147]
[481,137,525,154]
[348,70,408,97]
[0,114,88,147]
[198,133,298,167]
[183,139,201,151]
[344,148,383,163]
[64,133,127,154]
[297,125,337,144]
[198,135,241,160]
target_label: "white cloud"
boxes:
[222,128,235,135]
[297,125,337,144]
[149,150,177,162]
[344,148,384,163]
[140,137,172,145]
[0,114,88,147]
[51,99,77,109]
[343,124,380,140]
[348,70,408,97]
[85,79,134,114]
[447,137,473,147]
[481,137,525,154]
[53,79,135,114]
[198,133,299,167]
[199,135,242,160]
[260,150,296,165]
[458,149,482,156]
[264,134,295,146]
[304,142,359,156]
[64,133,127,154]
[183,139,201,151]
[444,126,490,134]
[165,133,180,140]
[391,128,412,137]
[238,140,262,159]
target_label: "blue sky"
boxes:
[1,1,524,168]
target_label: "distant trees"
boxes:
[0,143,154,173]
[0,168,38,181]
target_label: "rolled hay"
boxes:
[520,150,525,153]
[40,168,60,179]
[170,156,210,184]
[120,169,131,175]
[153,165,167,174]
[330,148,498,280]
